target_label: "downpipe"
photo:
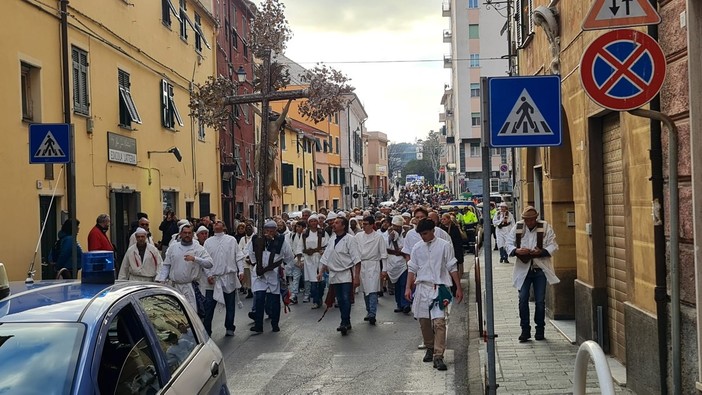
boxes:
[628,108,679,394]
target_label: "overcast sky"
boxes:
[281,0,449,144]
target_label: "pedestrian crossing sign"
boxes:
[29,123,71,164]
[488,75,562,148]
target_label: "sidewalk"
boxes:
[472,248,635,394]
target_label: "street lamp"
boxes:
[148,147,182,162]
[235,66,247,83]
[297,131,307,209]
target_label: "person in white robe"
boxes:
[382,215,411,314]
[318,217,361,335]
[118,227,162,282]
[506,206,559,342]
[156,224,213,312]
[203,220,245,336]
[301,215,327,308]
[246,220,295,333]
[405,219,463,371]
[355,215,387,325]
[287,221,306,304]
[493,202,515,263]
[238,224,255,298]
[402,208,451,257]
[128,217,155,247]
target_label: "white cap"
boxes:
[196,226,209,234]
[308,214,319,222]
[336,212,347,219]
[263,220,277,229]
[134,227,148,235]
[392,215,404,227]
[326,212,337,221]
[177,219,190,227]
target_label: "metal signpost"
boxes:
[481,75,562,394]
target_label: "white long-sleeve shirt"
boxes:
[246,234,295,294]
[204,233,245,303]
[382,230,407,282]
[401,226,451,257]
[320,232,361,284]
[506,220,559,289]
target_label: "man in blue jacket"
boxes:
[49,218,83,279]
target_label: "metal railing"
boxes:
[572,340,615,395]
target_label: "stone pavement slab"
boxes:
[471,249,635,394]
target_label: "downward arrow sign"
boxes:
[609,0,619,15]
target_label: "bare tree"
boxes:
[188,0,354,225]
[422,130,445,184]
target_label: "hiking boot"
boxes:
[403,305,412,314]
[248,312,256,321]
[433,358,447,371]
[535,327,545,340]
[225,329,235,337]
[363,315,370,321]
[519,328,531,342]
[423,348,434,363]
[246,289,254,299]
[369,316,376,325]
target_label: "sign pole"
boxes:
[60,0,78,276]
[480,76,498,394]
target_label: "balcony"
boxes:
[442,1,451,17]
[443,54,452,68]
[443,29,452,43]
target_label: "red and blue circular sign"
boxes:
[580,29,666,111]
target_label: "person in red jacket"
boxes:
[88,213,114,251]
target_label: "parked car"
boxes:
[0,264,230,395]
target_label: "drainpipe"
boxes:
[646,6,670,393]
[628,107,677,395]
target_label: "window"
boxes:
[138,295,198,375]
[194,13,202,52]
[232,26,238,49]
[162,0,179,27]
[118,70,142,127]
[339,169,346,185]
[317,169,325,185]
[197,119,205,141]
[329,135,333,153]
[333,168,339,184]
[233,144,243,177]
[328,167,332,186]
[469,0,479,8]
[490,178,500,193]
[199,193,210,218]
[246,147,254,179]
[470,143,481,157]
[193,13,210,51]
[469,53,480,68]
[161,79,183,129]
[459,143,466,171]
[516,0,534,45]
[98,304,161,395]
[501,148,508,163]
[282,163,294,186]
[471,112,481,126]
[179,0,187,40]
[297,168,303,188]
[491,148,501,156]
[281,132,286,150]
[162,191,177,213]
[72,46,89,115]
[469,24,480,39]
[470,83,480,97]
[335,137,339,154]
[21,63,40,121]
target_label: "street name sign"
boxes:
[582,0,661,30]
[488,75,562,148]
[580,29,666,111]
[29,123,70,164]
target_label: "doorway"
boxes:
[39,195,60,279]
[110,191,140,266]
[533,166,544,218]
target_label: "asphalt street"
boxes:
[210,274,478,395]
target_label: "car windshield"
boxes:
[0,323,84,395]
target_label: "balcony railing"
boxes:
[443,54,452,68]
[443,29,452,43]
[442,1,451,17]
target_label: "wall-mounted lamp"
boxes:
[236,66,247,83]
[148,147,182,162]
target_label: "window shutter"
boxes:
[161,80,170,127]
[339,169,346,185]
[282,163,294,186]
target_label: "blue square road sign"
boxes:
[488,75,562,148]
[29,123,71,164]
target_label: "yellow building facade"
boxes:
[514,2,662,390]
[1,0,219,280]
[271,90,343,213]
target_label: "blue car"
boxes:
[0,270,229,395]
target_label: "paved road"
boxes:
[210,276,476,394]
